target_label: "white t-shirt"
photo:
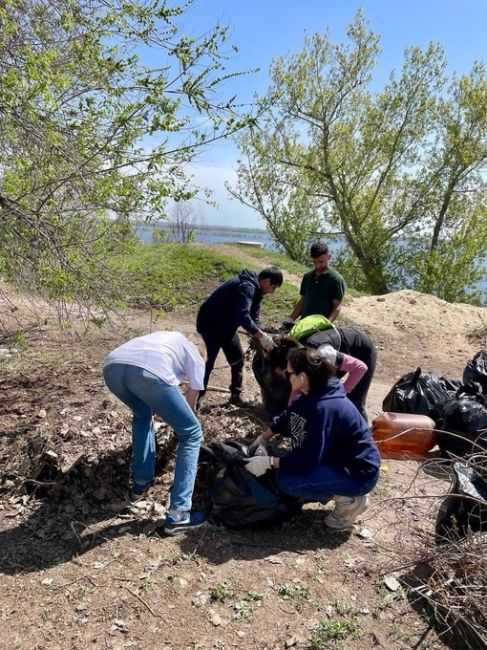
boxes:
[103,331,205,390]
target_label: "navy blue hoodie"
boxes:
[271,379,380,479]
[197,269,262,337]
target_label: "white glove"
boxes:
[249,434,267,455]
[317,344,337,365]
[259,333,275,352]
[281,317,295,331]
[244,455,273,476]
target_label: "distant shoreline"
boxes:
[154,223,268,235]
[137,222,275,248]
[136,223,486,297]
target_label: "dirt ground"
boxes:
[1,256,486,650]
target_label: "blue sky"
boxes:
[177,0,487,229]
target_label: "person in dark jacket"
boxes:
[197,267,283,405]
[246,347,380,530]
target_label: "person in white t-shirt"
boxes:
[103,331,206,535]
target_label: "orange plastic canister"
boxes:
[372,412,438,459]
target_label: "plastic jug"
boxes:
[372,412,438,459]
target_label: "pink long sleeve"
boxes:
[340,353,367,393]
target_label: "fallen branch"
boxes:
[51,559,116,589]
[24,478,59,486]
[123,585,158,617]
[181,380,230,394]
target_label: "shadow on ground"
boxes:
[177,509,350,564]
[0,442,348,574]
[0,442,176,575]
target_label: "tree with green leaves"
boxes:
[0,0,249,322]
[230,11,487,303]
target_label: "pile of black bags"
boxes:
[438,384,487,457]
[382,351,487,458]
[382,367,461,422]
[463,350,487,393]
[383,353,487,541]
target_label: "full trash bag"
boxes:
[438,383,487,457]
[435,459,487,542]
[382,367,461,422]
[194,440,301,529]
[252,346,291,417]
[463,351,487,393]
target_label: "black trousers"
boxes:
[340,327,377,417]
[196,317,244,395]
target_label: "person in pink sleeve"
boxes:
[256,328,375,420]
[304,326,376,420]
[316,343,367,393]
[288,342,367,405]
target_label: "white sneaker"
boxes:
[324,495,369,530]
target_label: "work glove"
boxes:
[259,333,275,352]
[281,317,295,332]
[244,455,273,477]
[248,434,267,455]
[317,343,337,365]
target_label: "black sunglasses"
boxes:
[284,370,297,379]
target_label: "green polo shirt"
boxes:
[300,268,346,318]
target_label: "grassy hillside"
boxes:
[233,244,309,273]
[109,242,303,327]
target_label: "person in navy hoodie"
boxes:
[196,267,283,406]
[246,347,380,530]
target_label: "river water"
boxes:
[137,224,486,300]
[138,224,276,248]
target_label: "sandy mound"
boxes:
[344,290,486,374]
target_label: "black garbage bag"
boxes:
[463,351,487,393]
[192,440,253,511]
[435,460,487,542]
[194,440,301,529]
[438,384,487,457]
[382,367,461,422]
[252,348,290,417]
[210,464,302,529]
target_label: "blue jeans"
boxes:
[277,463,379,502]
[103,363,202,512]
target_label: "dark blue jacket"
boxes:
[271,379,380,479]
[197,269,262,337]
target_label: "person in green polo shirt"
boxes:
[284,241,346,326]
